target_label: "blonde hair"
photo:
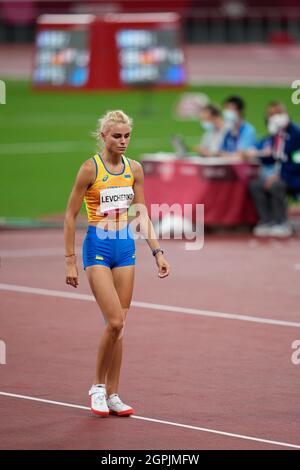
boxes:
[93,110,133,148]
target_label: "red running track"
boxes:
[0,228,300,450]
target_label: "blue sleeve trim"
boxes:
[87,156,98,189]
[126,156,133,171]
[126,157,135,183]
[92,156,98,179]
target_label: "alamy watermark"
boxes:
[95,203,204,251]
[0,80,6,104]
[0,340,6,365]
[291,340,300,365]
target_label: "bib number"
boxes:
[99,186,134,214]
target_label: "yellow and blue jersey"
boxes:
[84,153,135,223]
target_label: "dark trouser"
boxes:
[249,178,287,224]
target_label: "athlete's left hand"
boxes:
[155,253,170,278]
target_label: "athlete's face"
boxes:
[101,124,131,155]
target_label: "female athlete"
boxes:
[64,110,170,417]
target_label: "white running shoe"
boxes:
[89,384,109,417]
[107,393,134,416]
[269,223,293,238]
[253,223,272,237]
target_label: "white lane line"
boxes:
[0,141,90,154]
[0,283,93,302]
[0,240,144,258]
[1,240,297,259]
[0,391,89,411]
[0,247,82,258]
[0,136,190,155]
[0,136,199,155]
[0,283,299,329]
[131,301,300,328]
[0,391,299,450]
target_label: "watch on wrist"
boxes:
[152,248,164,257]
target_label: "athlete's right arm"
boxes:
[64,159,95,288]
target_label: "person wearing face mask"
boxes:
[194,104,225,157]
[245,101,300,237]
[218,96,256,158]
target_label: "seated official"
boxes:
[244,101,300,237]
[218,95,256,159]
[194,104,225,157]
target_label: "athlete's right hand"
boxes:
[65,258,79,288]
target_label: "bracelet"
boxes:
[152,248,164,257]
[65,253,76,258]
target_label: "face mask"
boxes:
[267,113,289,135]
[223,109,238,128]
[201,121,215,131]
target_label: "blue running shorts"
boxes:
[82,224,136,270]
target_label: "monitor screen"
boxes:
[116,28,185,85]
[33,28,90,87]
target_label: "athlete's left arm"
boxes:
[130,159,170,278]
